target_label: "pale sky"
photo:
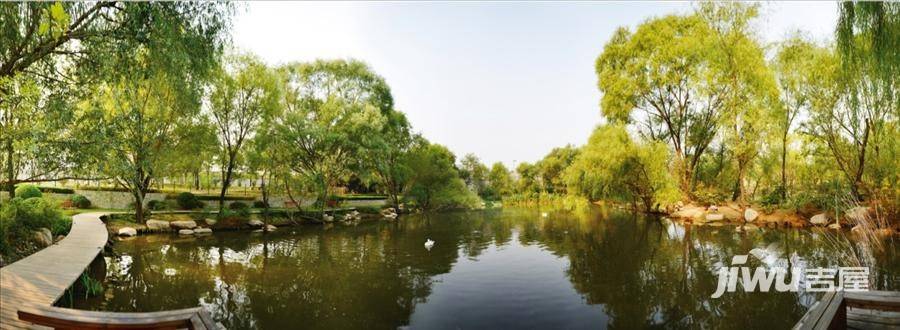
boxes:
[232,1,838,167]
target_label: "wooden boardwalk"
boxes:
[0,212,108,329]
[794,290,900,329]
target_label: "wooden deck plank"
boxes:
[846,291,900,312]
[0,212,220,329]
[0,213,108,328]
[796,291,900,330]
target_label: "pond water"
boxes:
[75,208,899,329]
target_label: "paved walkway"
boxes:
[0,212,108,329]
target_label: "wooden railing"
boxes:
[18,305,221,330]
[793,290,900,329]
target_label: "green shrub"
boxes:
[69,194,92,209]
[692,183,728,206]
[39,186,75,194]
[228,201,250,217]
[51,217,72,236]
[355,206,381,214]
[15,185,43,199]
[229,201,249,210]
[175,192,202,210]
[147,200,169,211]
[252,200,268,208]
[0,197,72,253]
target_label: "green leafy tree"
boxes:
[596,14,719,197]
[166,118,219,191]
[515,162,540,194]
[773,34,827,201]
[0,3,231,196]
[487,162,513,199]
[699,2,778,203]
[564,124,679,211]
[403,142,480,210]
[276,59,390,214]
[535,145,579,194]
[209,53,282,213]
[364,111,416,210]
[459,153,489,197]
[82,4,229,223]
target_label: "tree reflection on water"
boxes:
[77,208,898,329]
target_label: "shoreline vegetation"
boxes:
[1,3,898,266]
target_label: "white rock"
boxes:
[744,224,759,231]
[322,215,334,222]
[146,219,171,231]
[708,205,719,212]
[33,228,53,247]
[845,206,870,222]
[247,219,264,228]
[705,213,724,221]
[170,220,197,229]
[383,213,398,220]
[178,229,195,235]
[265,225,277,232]
[744,208,759,222]
[194,228,213,234]
[810,213,828,225]
[118,227,137,237]
[204,218,217,226]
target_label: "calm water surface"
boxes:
[76,208,899,329]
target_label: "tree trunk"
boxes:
[780,132,788,201]
[193,169,201,191]
[5,139,14,198]
[218,152,236,215]
[133,191,145,224]
[261,175,269,232]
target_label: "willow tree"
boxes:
[596,14,719,197]
[773,35,828,200]
[822,1,900,200]
[276,59,390,214]
[83,3,229,223]
[0,2,232,196]
[364,110,415,210]
[209,54,282,214]
[700,2,778,203]
[564,124,679,211]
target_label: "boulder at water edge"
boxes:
[118,227,137,237]
[146,219,171,231]
[178,229,195,235]
[204,218,217,226]
[247,219,264,228]
[744,208,759,222]
[265,225,277,232]
[705,213,724,221]
[810,213,828,226]
[194,228,213,235]
[170,220,197,229]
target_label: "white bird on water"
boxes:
[424,239,435,250]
